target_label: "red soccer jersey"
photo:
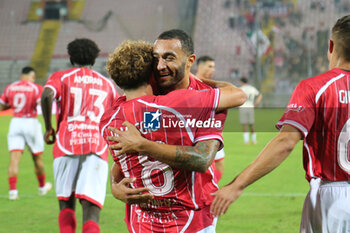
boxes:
[0,80,42,118]
[188,75,228,199]
[45,67,118,160]
[276,68,350,181]
[100,88,223,232]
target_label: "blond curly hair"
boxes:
[106,40,153,90]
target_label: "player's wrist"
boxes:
[228,178,246,192]
[137,138,152,153]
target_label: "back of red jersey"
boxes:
[277,68,350,181]
[101,88,222,214]
[0,80,42,118]
[45,67,118,160]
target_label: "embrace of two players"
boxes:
[102,15,350,233]
[100,29,247,232]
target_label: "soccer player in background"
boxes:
[41,38,118,233]
[0,67,51,200]
[238,77,262,145]
[109,29,230,204]
[196,55,215,79]
[101,40,246,232]
[211,15,350,232]
[196,55,226,180]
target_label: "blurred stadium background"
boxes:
[1,0,350,107]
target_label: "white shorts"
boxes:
[53,154,108,208]
[7,117,44,154]
[300,178,350,233]
[214,148,225,161]
[239,108,255,124]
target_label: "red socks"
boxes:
[9,176,17,190]
[214,169,222,181]
[83,220,100,233]
[58,208,76,233]
[37,174,46,188]
[58,209,99,233]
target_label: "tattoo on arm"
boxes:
[174,140,220,172]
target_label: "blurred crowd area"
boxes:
[1,0,350,106]
[194,0,350,97]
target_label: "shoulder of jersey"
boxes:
[300,69,343,87]
[100,96,126,125]
[189,76,211,90]
[49,68,75,79]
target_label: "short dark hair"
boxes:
[157,29,194,55]
[106,40,153,90]
[67,38,100,66]
[332,15,350,61]
[197,55,214,65]
[240,77,248,83]
[22,66,35,74]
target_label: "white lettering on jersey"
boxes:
[74,75,103,86]
[339,90,350,104]
[9,85,34,92]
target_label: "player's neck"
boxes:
[332,56,350,71]
[175,74,190,90]
[195,72,204,80]
[73,64,92,69]
[20,75,31,81]
[124,84,153,101]
[335,63,350,71]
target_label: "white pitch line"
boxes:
[243,192,305,197]
[0,192,306,199]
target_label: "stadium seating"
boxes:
[1,0,350,103]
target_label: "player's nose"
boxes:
[157,58,167,71]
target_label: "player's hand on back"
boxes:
[107,121,147,156]
[44,128,56,144]
[210,184,243,217]
[111,177,154,204]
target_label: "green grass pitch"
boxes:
[0,109,309,232]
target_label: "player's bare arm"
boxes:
[210,125,302,216]
[190,73,247,109]
[41,87,56,144]
[107,121,220,173]
[0,102,10,111]
[200,78,247,111]
[110,162,154,204]
[254,94,263,107]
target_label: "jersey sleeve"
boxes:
[193,89,225,149]
[110,79,119,99]
[253,86,260,96]
[44,72,61,99]
[276,81,315,138]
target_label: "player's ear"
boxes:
[186,54,196,68]
[328,39,334,54]
[327,39,334,65]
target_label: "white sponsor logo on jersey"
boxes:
[286,103,305,113]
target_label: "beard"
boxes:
[156,61,186,93]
